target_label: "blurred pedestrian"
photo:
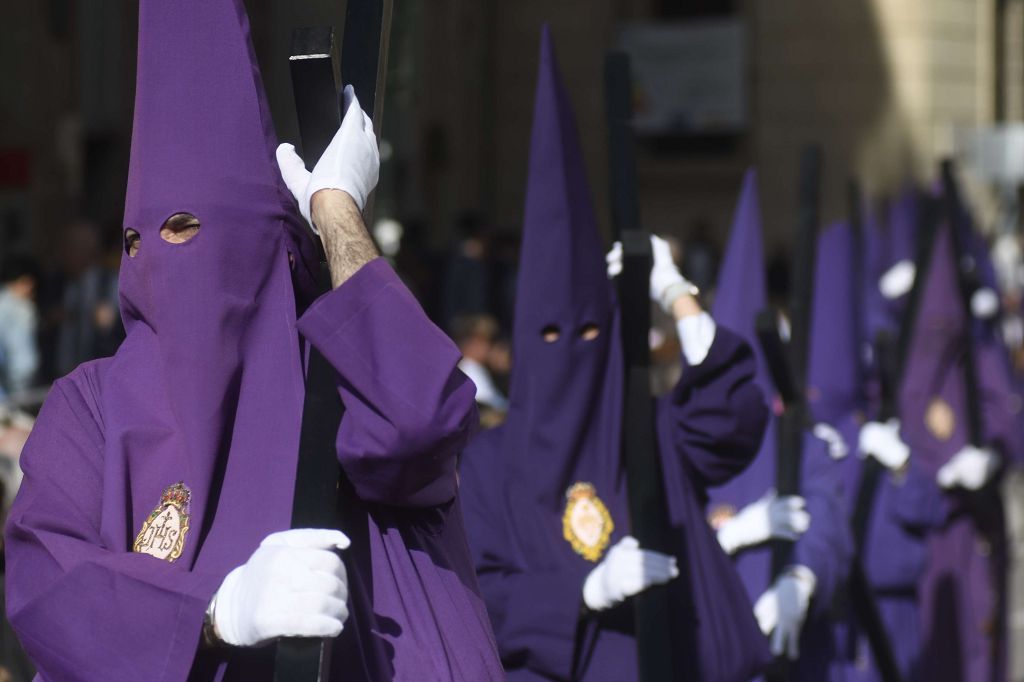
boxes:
[0,256,41,399]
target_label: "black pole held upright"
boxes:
[276,2,393,679]
[843,180,905,682]
[770,145,821,575]
[275,26,346,682]
[604,51,687,682]
[755,146,820,682]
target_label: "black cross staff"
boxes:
[274,2,393,680]
[756,144,820,682]
[604,51,696,682]
[842,178,914,682]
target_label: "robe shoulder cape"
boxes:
[6,259,503,681]
[460,326,767,681]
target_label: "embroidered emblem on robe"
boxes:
[925,396,955,441]
[133,482,191,562]
[707,504,737,531]
[562,482,613,562]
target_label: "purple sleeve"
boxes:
[792,434,853,617]
[5,380,222,682]
[459,434,585,679]
[660,325,769,489]
[297,259,478,507]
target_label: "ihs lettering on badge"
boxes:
[133,482,191,562]
[562,482,614,562]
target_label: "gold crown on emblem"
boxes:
[160,482,191,511]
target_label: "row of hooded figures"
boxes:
[3,4,1020,682]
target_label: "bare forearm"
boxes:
[311,189,379,288]
[670,293,703,321]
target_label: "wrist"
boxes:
[311,189,358,229]
[783,564,817,596]
[201,592,226,649]
[670,291,702,319]
[659,280,700,316]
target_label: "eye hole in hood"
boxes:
[160,213,201,244]
[124,228,141,257]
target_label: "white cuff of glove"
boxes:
[676,312,716,366]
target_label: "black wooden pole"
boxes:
[275,2,393,678]
[771,145,821,573]
[843,180,906,682]
[604,51,689,681]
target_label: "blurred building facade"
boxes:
[2,0,1022,263]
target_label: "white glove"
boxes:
[753,565,816,660]
[971,287,1000,320]
[276,85,380,226]
[676,312,716,366]
[716,491,810,555]
[213,529,351,648]
[606,235,698,313]
[858,419,910,471]
[812,422,849,460]
[879,260,916,300]
[582,536,679,611]
[936,445,1000,491]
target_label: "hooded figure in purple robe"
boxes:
[899,222,1019,682]
[706,171,852,681]
[459,27,770,681]
[4,1,503,679]
[806,220,947,682]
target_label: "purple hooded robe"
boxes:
[4,1,502,680]
[706,170,853,682]
[806,220,947,682]
[458,27,769,682]
[902,223,1018,682]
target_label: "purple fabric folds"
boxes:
[5,1,502,679]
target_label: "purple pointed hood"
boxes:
[105,0,311,573]
[705,170,783,604]
[711,169,772,397]
[707,170,775,508]
[807,222,861,423]
[503,25,622,508]
[898,224,970,473]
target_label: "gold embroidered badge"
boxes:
[925,396,955,442]
[562,482,613,562]
[707,504,737,531]
[133,482,191,562]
